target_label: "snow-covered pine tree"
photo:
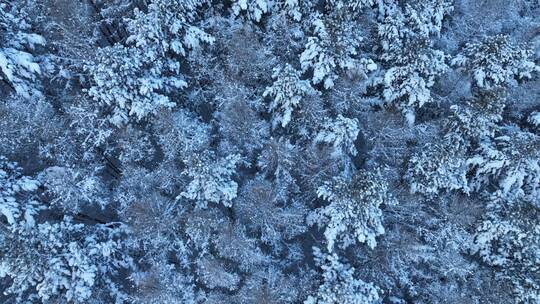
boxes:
[0,156,41,228]
[264,64,317,128]
[300,11,376,89]
[305,247,381,304]
[0,1,45,98]
[1,218,132,303]
[468,128,540,204]
[231,0,270,22]
[86,0,214,126]
[376,0,452,125]
[406,141,469,197]
[444,89,506,148]
[179,152,242,208]
[452,35,538,89]
[308,170,396,251]
[470,199,540,302]
[314,115,360,158]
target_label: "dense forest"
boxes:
[1,0,539,303]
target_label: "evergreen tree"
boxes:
[180,152,242,208]
[0,1,45,98]
[308,170,396,251]
[375,0,453,125]
[305,247,381,304]
[300,11,376,89]
[452,35,538,89]
[264,64,317,128]
[86,0,214,126]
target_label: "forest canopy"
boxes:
[0,0,539,303]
